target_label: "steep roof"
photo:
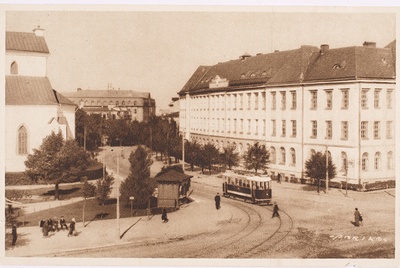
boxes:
[304,46,395,82]
[6,31,49,54]
[6,76,76,106]
[61,89,151,99]
[180,43,395,95]
[155,170,193,183]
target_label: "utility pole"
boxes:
[325,145,329,193]
[116,154,120,239]
[182,131,185,172]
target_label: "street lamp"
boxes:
[130,196,134,217]
[111,148,121,240]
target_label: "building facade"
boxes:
[62,89,156,123]
[179,42,395,188]
[5,27,77,172]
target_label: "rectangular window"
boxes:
[240,119,243,134]
[281,91,286,110]
[247,93,251,110]
[262,92,266,110]
[387,89,393,109]
[233,94,237,110]
[227,118,231,133]
[221,118,224,133]
[341,89,349,109]
[254,93,259,110]
[247,119,251,134]
[239,94,243,110]
[386,121,393,139]
[374,89,381,109]
[255,119,259,135]
[361,121,368,139]
[325,90,333,110]
[281,120,286,137]
[217,118,220,132]
[311,120,317,138]
[374,121,380,139]
[361,89,369,109]
[291,91,297,110]
[341,121,348,140]
[227,94,231,110]
[326,120,332,139]
[233,119,237,133]
[262,119,266,135]
[310,90,317,109]
[272,120,276,136]
[271,92,276,110]
[291,120,297,137]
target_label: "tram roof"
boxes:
[223,172,271,182]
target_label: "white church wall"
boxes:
[6,53,47,77]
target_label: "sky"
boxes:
[4,6,396,112]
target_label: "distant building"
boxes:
[62,88,156,122]
[5,27,77,172]
[179,41,395,189]
[155,170,192,208]
[160,97,179,124]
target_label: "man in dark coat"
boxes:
[215,193,221,210]
[68,218,76,237]
[11,224,17,247]
[272,202,280,218]
[60,216,68,231]
[161,208,169,223]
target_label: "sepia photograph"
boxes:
[1,3,398,267]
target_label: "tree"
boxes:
[243,142,270,175]
[201,143,220,175]
[81,177,96,226]
[25,131,92,200]
[220,144,240,170]
[304,151,337,193]
[75,109,103,152]
[185,140,201,172]
[120,146,154,209]
[96,174,114,218]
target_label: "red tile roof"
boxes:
[180,43,395,95]
[6,31,49,54]
[155,170,193,183]
[6,76,76,106]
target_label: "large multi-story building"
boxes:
[5,27,76,172]
[62,88,156,122]
[179,41,395,189]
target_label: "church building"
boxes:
[5,27,77,172]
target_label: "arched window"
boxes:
[109,101,114,105]
[309,149,316,158]
[280,147,286,165]
[116,101,119,106]
[270,147,276,164]
[290,148,296,166]
[232,142,237,151]
[362,152,369,171]
[341,152,348,174]
[18,125,28,155]
[91,100,95,106]
[387,151,393,170]
[238,143,243,154]
[103,100,107,106]
[134,101,137,106]
[11,61,18,74]
[122,101,125,106]
[374,152,381,170]
[97,100,101,105]
[128,100,132,105]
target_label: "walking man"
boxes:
[161,207,169,223]
[354,208,361,227]
[214,193,221,210]
[277,173,281,184]
[11,224,17,247]
[272,202,280,218]
[68,218,76,237]
[60,216,68,231]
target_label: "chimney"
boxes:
[320,44,329,54]
[77,88,82,91]
[363,41,376,48]
[274,50,280,53]
[33,26,45,37]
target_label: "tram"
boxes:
[222,171,272,204]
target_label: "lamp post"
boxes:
[116,153,120,239]
[130,196,134,217]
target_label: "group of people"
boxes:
[40,216,76,237]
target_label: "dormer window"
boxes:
[250,73,256,77]
[11,61,18,74]
[241,74,245,79]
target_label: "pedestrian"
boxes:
[161,208,169,223]
[53,217,59,232]
[68,218,76,237]
[359,212,363,226]
[272,202,280,218]
[42,220,49,238]
[354,208,361,227]
[11,224,17,247]
[277,173,282,184]
[60,216,68,231]
[214,192,221,210]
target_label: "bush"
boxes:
[5,172,36,186]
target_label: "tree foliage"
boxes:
[25,131,92,199]
[96,174,114,218]
[120,146,154,209]
[243,142,270,174]
[220,144,240,170]
[201,143,220,174]
[304,151,337,182]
